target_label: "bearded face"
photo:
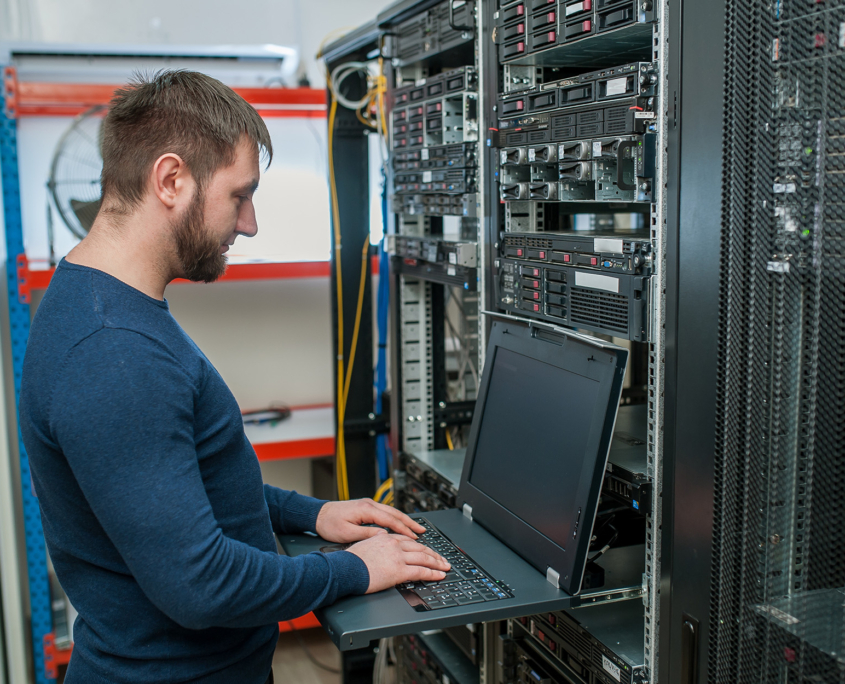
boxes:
[173,187,228,284]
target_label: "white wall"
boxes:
[165,279,334,409]
[16,116,332,266]
[0,0,389,87]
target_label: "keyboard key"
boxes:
[398,518,508,610]
[455,594,484,605]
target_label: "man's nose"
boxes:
[238,200,258,238]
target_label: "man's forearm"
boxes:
[263,484,327,536]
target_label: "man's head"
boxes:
[99,70,272,282]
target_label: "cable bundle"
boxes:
[327,54,389,501]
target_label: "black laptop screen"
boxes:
[468,347,601,550]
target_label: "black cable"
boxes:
[285,621,341,674]
[588,525,619,564]
[242,405,291,426]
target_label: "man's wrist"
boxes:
[315,500,330,536]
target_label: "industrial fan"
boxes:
[47,105,106,241]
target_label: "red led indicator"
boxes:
[533,292,540,300]
[548,12,555,22]
[517,4,524,14]
[591,257,598,265]
[532,280,539,288]
[533,304,540,312]
[548,31,556,42]
[540,251,546,259]
[564,254,571,262]
[518,42,525,52]
[518,23,525,33]
[517,100,524,110]
[584,0,592,8]
[517,249,524,256]
[583,19,592,30]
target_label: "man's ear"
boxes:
[152,153,191,209]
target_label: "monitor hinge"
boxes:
[462,504,473,521]
[546,567,561,588]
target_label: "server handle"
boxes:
[616,140,638,192]
[681,613,700,684]
[449,0,475,33]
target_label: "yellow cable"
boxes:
[445,430,455,451]
[356,105,376,129]
[328,89,349,501]
[377,57,388,139]
[343,239,371,404]
[374,478,393,502]
[329,70,376,501]
[328,49,390,502]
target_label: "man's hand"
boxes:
[315,499,426,544]
[346,534,451,593]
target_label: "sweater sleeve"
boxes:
[50,329,369,631]
[263,485,328,535]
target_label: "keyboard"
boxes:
[397,517,513,611]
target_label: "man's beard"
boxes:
[173,189,228,283]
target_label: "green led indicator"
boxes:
[803,229,811,236]
[805,147,813,155]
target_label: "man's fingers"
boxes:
[405,566,448,583]
[401,551,452,570]
[401,551,451,570]
[399,541,450,567]
[366,506,419,539]
[376,503,426,534]
[359,526,388,538]
[399,539,445,559]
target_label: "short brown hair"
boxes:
[100,70,273,213]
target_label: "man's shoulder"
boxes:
[26,266,204,386]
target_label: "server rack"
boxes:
[324,0,667,681]
[326,1,845,682]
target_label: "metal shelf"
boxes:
[0,64,341,683]
[22,260,337,294]
[244,405,336,462]
[7,80,327,119]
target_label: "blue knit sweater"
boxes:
[20,260,369,684]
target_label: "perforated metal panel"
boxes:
[710,2,845,682]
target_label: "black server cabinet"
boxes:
[665,1,845,683]
[662,0,727,680]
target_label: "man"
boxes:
[20,70,449,684]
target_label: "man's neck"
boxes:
[65,213,175,300]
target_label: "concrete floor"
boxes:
[273,628,343,684]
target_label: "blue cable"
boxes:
[375,169,392,483]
